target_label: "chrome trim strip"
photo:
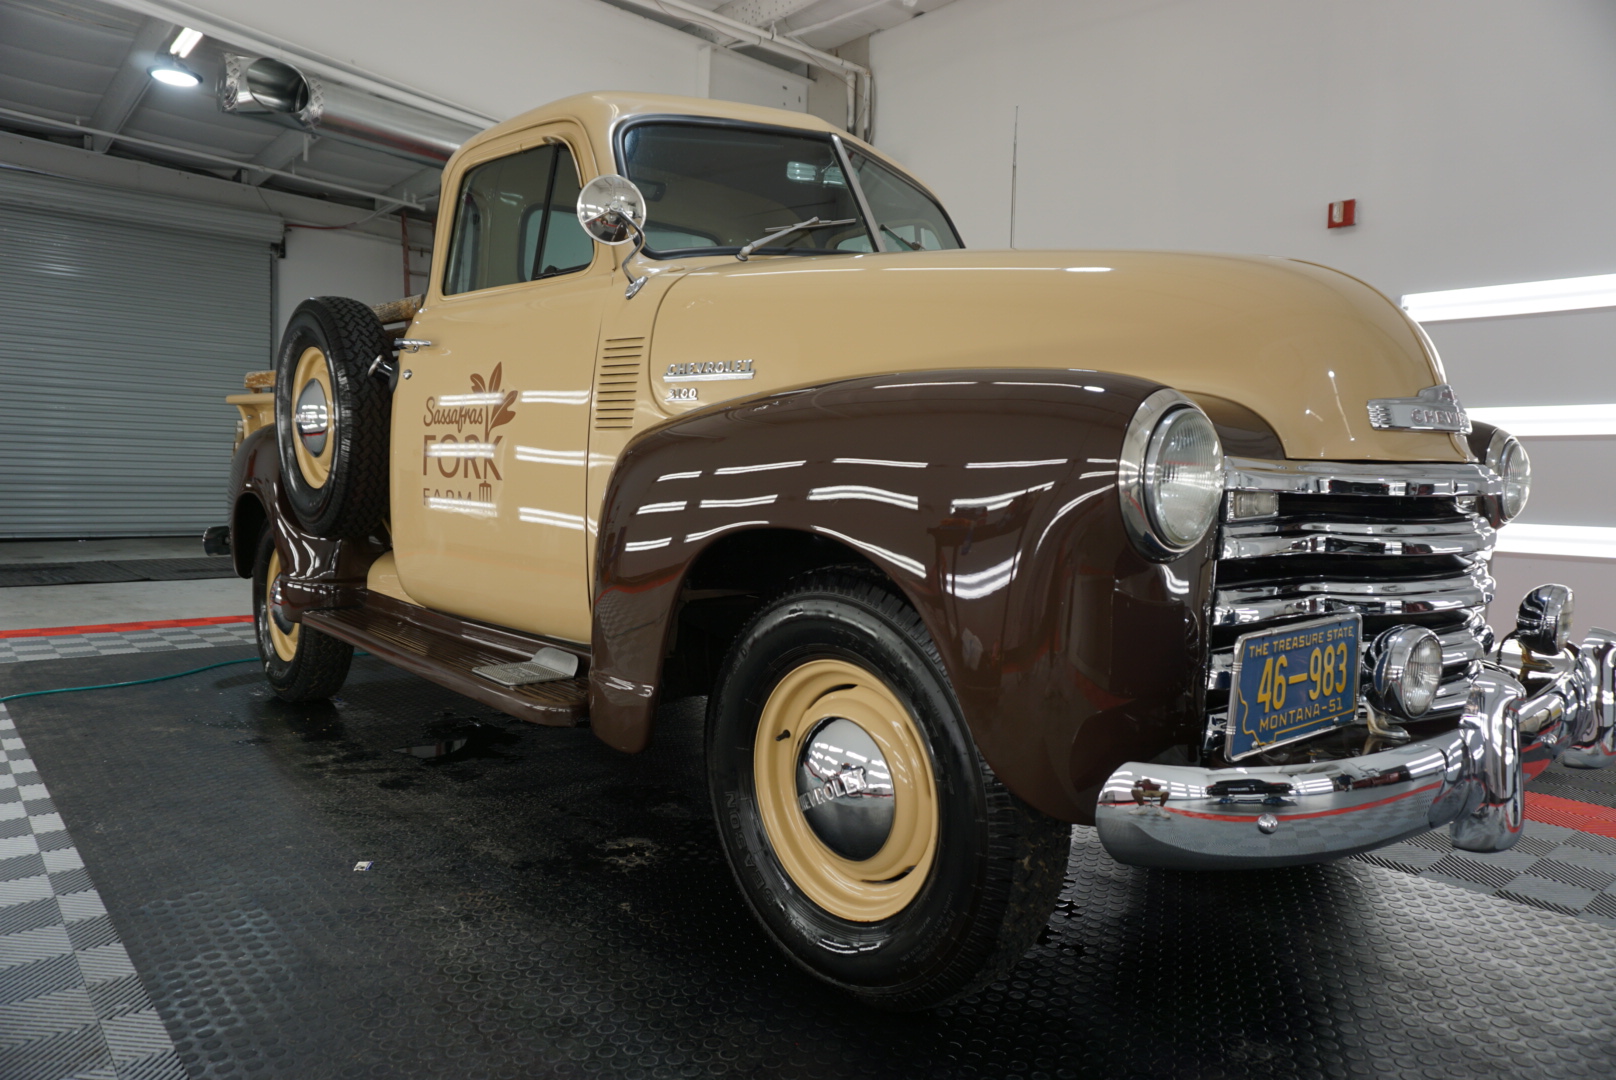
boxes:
[1212,564,1495,627]
[1225,456,1499,498]
[1220,515,1496,560]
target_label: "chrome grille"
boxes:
[1205,457,1501,754]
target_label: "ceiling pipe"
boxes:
[219,55,478,167]
[611,0,873,139]
[0,103,423,209]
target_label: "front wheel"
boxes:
[706,571,1072,1010]
[252,529,353,702]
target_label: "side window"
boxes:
[443,141,595,295]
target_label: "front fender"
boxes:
[590,369,1217,823]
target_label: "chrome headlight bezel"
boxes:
[1118,389,1225,561]
[1483,427,1531,525]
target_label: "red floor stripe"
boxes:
[1524,792,1616,840]
[0,615,253,640]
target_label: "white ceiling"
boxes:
[0,0,437,209]
[599,0,958,58]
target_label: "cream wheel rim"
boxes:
[290,346,336,489]
[265,549,299,662]
[753,658,938,922]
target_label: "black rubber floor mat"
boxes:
[0,557,235,587]
[6,648,1616,1080]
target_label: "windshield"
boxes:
[619,121,956,258]
[848,151,963,252]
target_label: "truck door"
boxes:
[391,125,605,644]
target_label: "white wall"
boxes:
[708,47,809,113]
[274,228,410,347]
[869,0,1616,621]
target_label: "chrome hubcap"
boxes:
[795,716,896,861]
[295,378,331,455]
[269,576,296,636]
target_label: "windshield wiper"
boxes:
[735,216,858,261]
[879,224,921,251]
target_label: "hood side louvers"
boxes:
[594,337,645,430]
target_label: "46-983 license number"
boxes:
[1227,614,1363,760]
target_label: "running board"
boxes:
[301,593,589,726]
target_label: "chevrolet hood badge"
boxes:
[1366,384,1470,434]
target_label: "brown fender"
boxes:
[589,369,1218,824]
[228,425,384,616]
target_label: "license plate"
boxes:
[1226,614,1362,761]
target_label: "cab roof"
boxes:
[456,91,869,169]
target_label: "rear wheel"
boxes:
[706,571,1072,1010]
[252,530,353,702]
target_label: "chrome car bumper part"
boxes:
[1096,626,1616,871]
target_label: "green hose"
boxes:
[0,651,369,707]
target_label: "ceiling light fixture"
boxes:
[169,27,204,58]
[149,60,202,88]
[1401,273,1616,322]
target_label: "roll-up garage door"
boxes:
[0,169,281,537]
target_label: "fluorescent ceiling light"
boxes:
[148,61,201,88]
[169,28,204,58]
[1402,273,1616,322]
[1494,523,1616,560]
[1466,404,1616,438]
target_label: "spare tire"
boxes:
[274,296,391,540]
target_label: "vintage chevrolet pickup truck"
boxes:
[216,91,1616,1009]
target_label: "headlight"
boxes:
[1369,626,1443,719]
[1485,428,1530,523]
[1517,583,1574,654]
[1119,389,1224,560]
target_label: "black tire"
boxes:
[252,529,353,702]
[274,296,390,540]
[707,570,1071,1010]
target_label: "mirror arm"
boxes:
[621,219,648,300]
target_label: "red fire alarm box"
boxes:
[1328,199,1357,228]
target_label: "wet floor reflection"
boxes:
[393,717,520,762]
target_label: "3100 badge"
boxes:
[1227,614,1362,760]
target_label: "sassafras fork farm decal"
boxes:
[422,365,517,508]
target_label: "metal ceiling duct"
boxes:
[219,55,478,167]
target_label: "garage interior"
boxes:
[2,1,1616,1077]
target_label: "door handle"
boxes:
[396,339,433,353]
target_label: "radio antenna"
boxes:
[1009,105,1020,249]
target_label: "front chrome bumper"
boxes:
[1096,628,1616,870]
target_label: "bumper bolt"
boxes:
[1256,813,1279,835]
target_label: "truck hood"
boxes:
[649,249,1468,463]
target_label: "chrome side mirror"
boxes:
[577,174,646,246]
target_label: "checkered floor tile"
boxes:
[0,703,184,1080]
[1355,814,1616,926]
[0,624,256,665]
